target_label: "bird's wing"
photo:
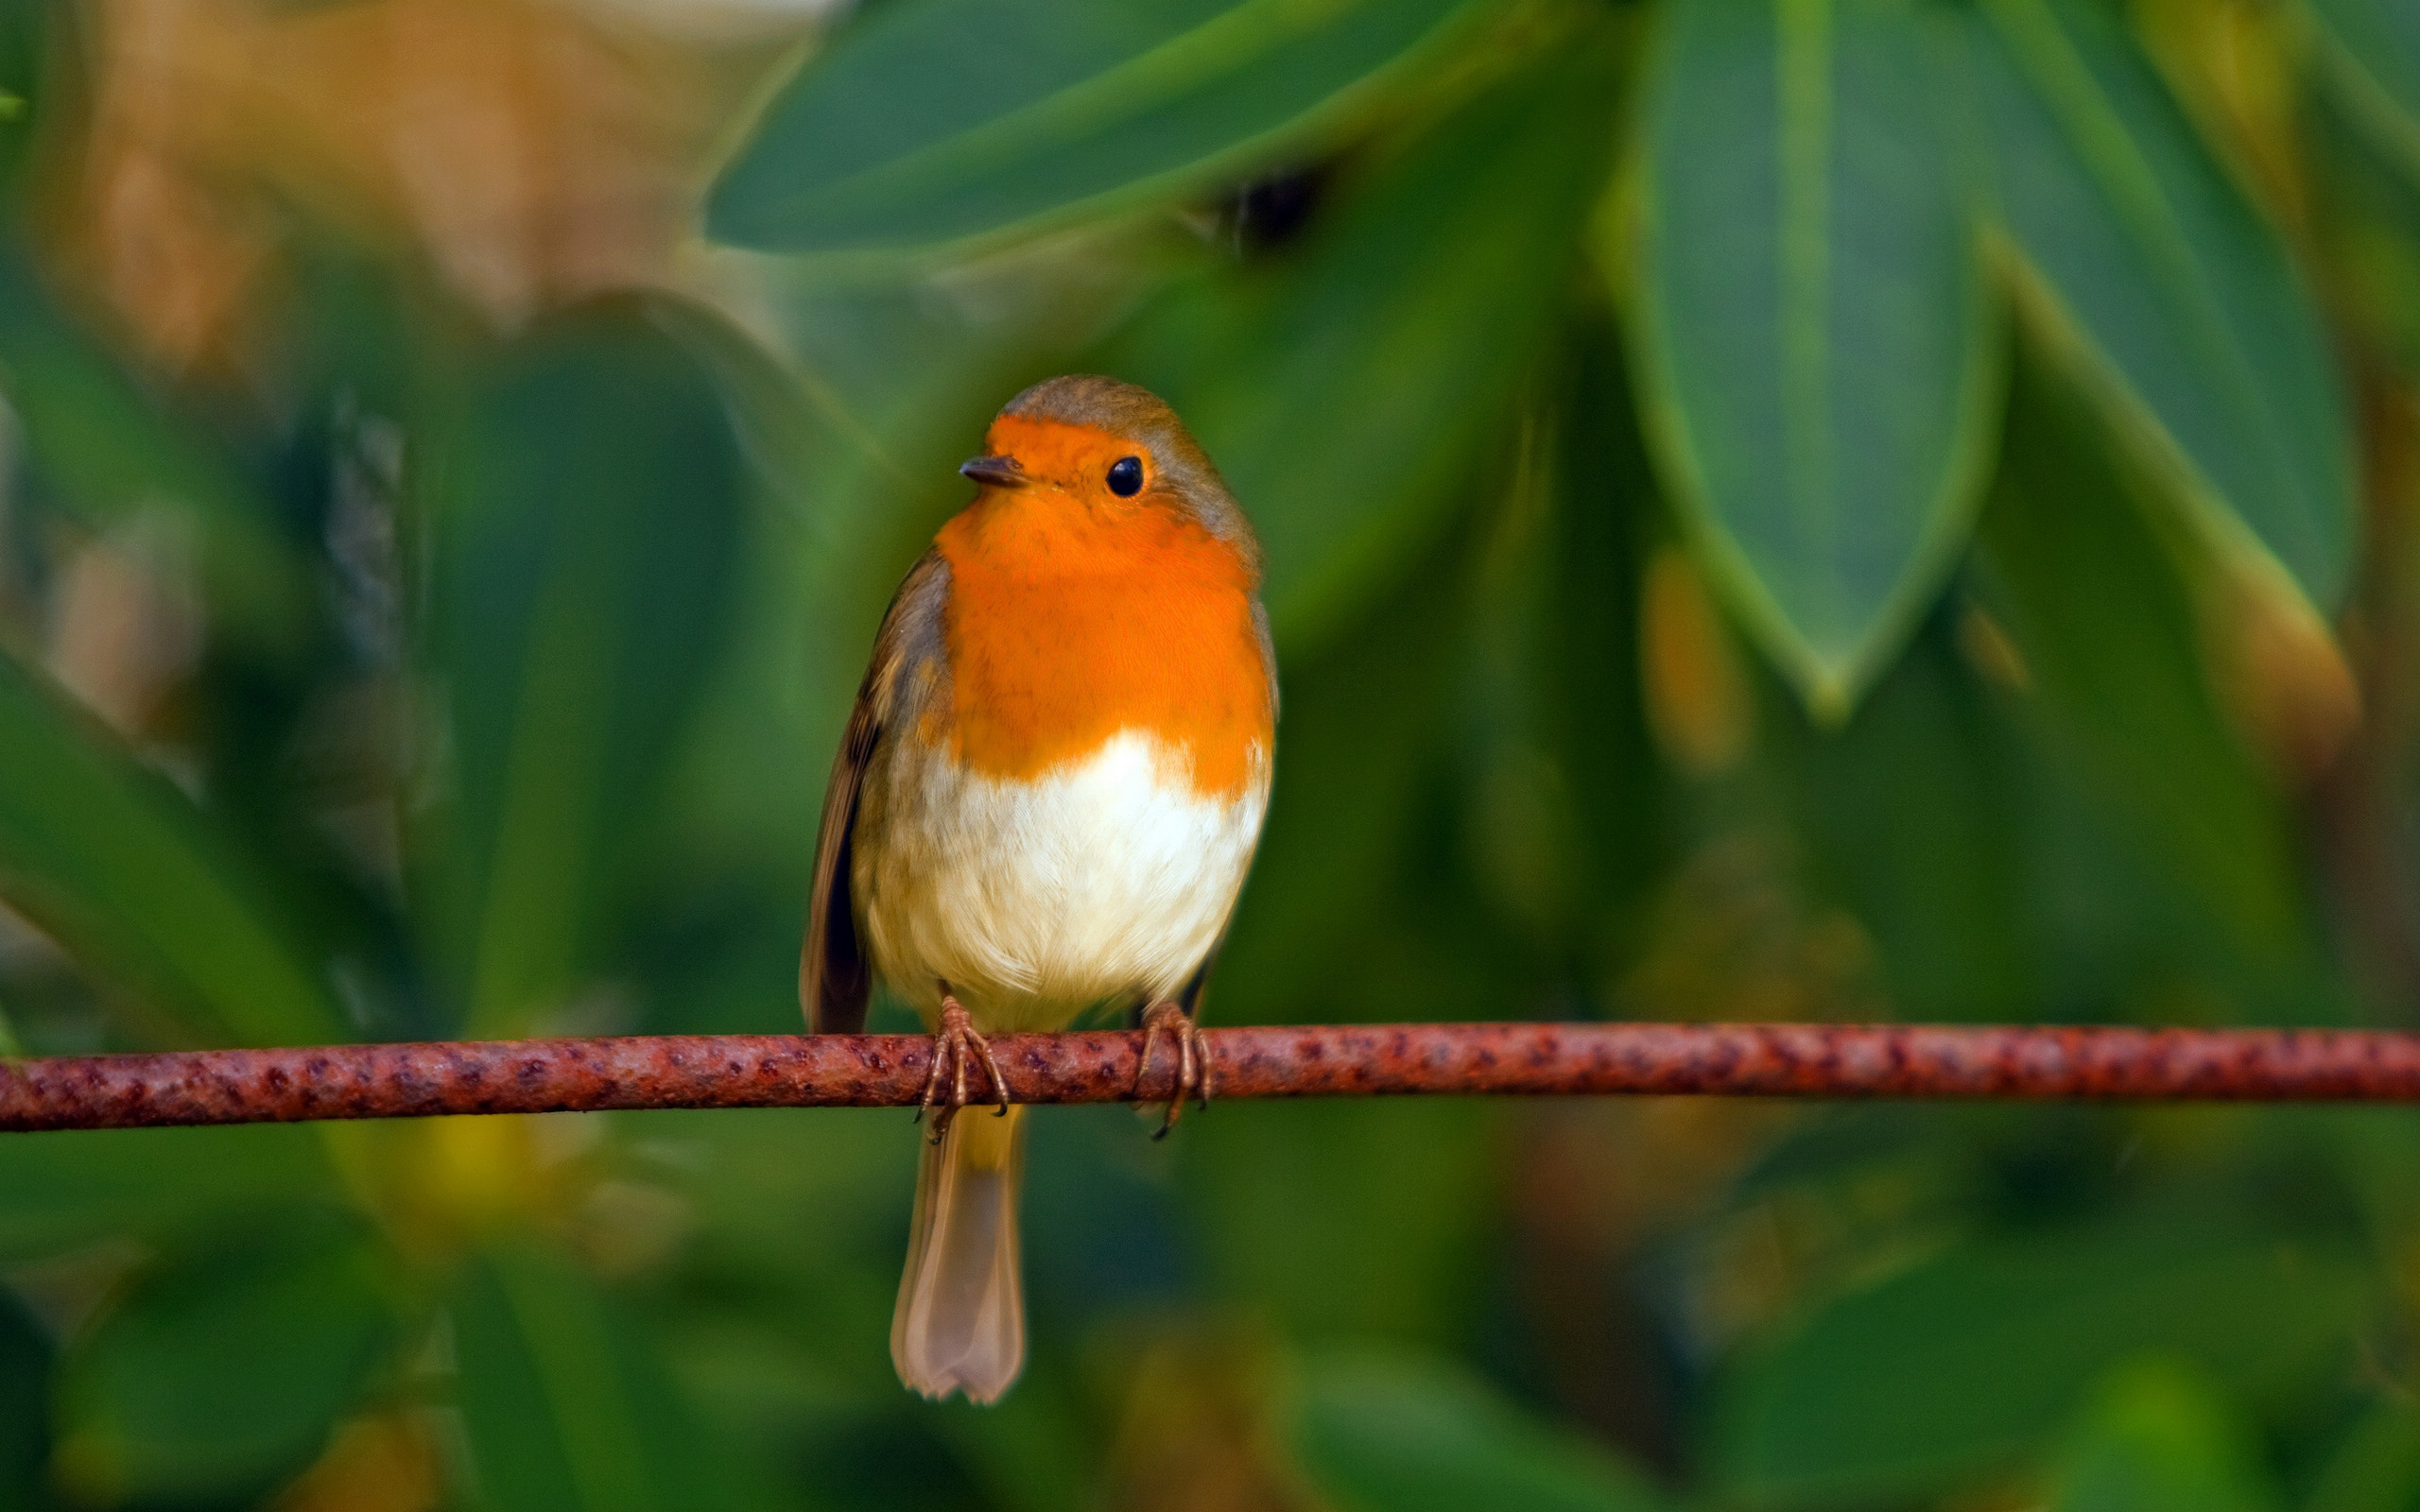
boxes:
[802,548,951,1035]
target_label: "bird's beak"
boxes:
[959,455,1028,489]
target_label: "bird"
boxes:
[801,374,1277,1405]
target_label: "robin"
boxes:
[801,375,1277,1404]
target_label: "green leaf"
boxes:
[53,1208,396,1506]
[2306,0,2420,183]
[1205,512,1474,1019]
[1531,324,1669,920]
[452,1243,738,1512]
[1183,1100,1495,1343]
[1971,0,2356,615]
[419,297,747,1034]
[2305,1401,2420,1512]
[0,242,309,647]
[0,1290,54,1512]
[0,1125,336,1261]
[707,0,1487,257]
[2304,56,2420,372]
[2050,1361,2277,1512]
[1976,357,2308,969]
[1111,33,1625,648]
[0,650,342,1044]
[1634,0,1998,714]
[641,292,821,518]
[1295,1353,1663,1507]
[0,0,51,197]
[1776,623,2041,1022]
[1295,1350,1667,1512]
[1463,320,1669,953]
[1713,1219,2371,1508]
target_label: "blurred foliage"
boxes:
[0,0,2412,1507]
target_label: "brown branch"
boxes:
[3,1022,2420,1131]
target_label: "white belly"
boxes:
[853,730,1269,1031]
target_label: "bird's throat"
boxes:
[930,501,1271,799]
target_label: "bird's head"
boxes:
[958,375,1259,573]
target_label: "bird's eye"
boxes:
[1106,455,1144,497]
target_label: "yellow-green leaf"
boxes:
[1972,0,2356,615]
[709,0,1486,258]
[1634,0,1998,715]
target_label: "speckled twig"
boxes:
[1,1022,2417,1131]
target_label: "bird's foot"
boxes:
[1136,1000,1212,1139]
[919,994,1009,1141]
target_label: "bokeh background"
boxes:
[0,0,2414,1506]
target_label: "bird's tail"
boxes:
[891,1103,1027,1403]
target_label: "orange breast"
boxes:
[930,496,1272,799]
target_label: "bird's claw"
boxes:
[1136,1000,1212,1139]
[920,995,1009,1141]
